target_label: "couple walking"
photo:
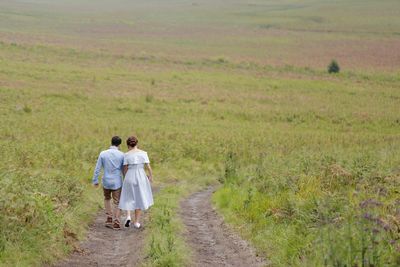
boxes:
[92,135,154,230]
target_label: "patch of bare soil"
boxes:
[180,187,267,267]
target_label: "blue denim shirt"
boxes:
[92,146,124,190]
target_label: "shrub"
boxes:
[145,94,154,103]
[220,152,239,184]
[23,105,32,113]
[328,60,340,74]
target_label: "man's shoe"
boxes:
[113,220,121,230]
[105,217,113,227]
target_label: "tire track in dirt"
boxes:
[54,211,146,267]
[54,186,163,267]
[54,210,148,267]
[180,187,267,267]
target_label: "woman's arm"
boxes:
[145,163,153,182]
[123,165,128,177]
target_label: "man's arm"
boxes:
[92,154,103,186]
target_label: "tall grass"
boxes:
[214,141,400,266]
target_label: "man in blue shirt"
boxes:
[93,136,124,229]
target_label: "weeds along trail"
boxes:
[180,187,266,267]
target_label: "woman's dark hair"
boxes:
[111,136,122,146]
[126,136,138,147]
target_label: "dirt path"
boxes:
[55,187,265,267]
[180,187,267,267]
[54,211,148,267]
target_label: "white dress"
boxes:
[118,150,154,211]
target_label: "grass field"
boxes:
[1,0,400,70]
[0,0,399,266]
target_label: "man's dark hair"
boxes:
[111,136,122,146]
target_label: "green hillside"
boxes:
[0,1,399,266]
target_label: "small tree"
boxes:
[328,60,340,74]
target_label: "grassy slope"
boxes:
[0,0,400,69]
[0,0,399,266]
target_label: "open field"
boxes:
[0,0,399,266]
[1,0,400,71]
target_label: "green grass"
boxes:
[0,0,400,70]
[143,185,190,267]
[0,1,400,266]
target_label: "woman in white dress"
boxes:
[118,136,154,228]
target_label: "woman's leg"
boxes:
[124,210,132,227]
[134,209,141,224]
